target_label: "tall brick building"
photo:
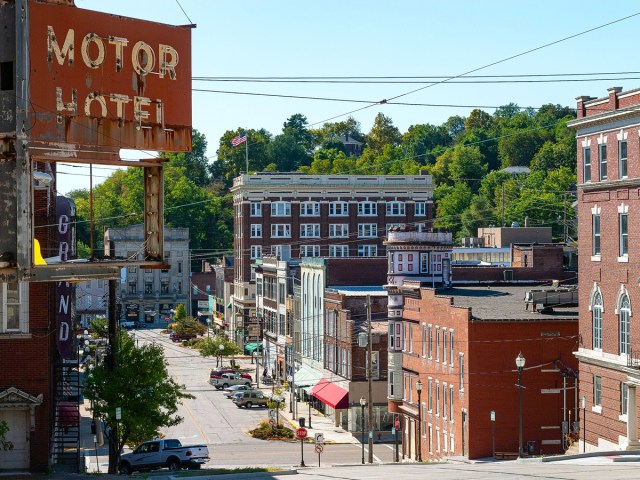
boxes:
[568,87,640,451]
[230,172,434,347]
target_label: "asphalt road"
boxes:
[134,329,395,467]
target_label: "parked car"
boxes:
[223,384,254,398]
[118,438,209,474]
[170,332,197,342]
[211,373,252,390]
[135,320,147,329]
[209,368,252,383]
[232,390,269,408]
[120,319,135,329]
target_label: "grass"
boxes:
[175,466,286,477]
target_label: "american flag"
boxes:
[232,132,247,147]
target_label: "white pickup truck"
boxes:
[211,372,252,390]
[118,438,209,474]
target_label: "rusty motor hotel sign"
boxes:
[28,0,192,153]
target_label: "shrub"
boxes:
[250,420,294,440]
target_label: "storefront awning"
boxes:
[226,303,232,309]
[244,342,263,352]
[293,364,323,388]
[312,379,349,410]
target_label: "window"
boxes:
[620,213,628,257]
[128,282,137,294]
[459,354,464,391]
[428,325,433,359]
[300,224,320,238]
[420,253,429,273]
[329,201,348,216]
[300,245,320,257]
[271,202,291,216]
[592,214,601,256]
[329,245,349,257]
[584,147,591,182]
[177,282,182,294]
[422,325,427,357]
[357,244,377,257]
[250,202,262,217]
[250,245,262,259]
[177,261,182,274]
[250,224,262,238]
[386,201,406,216]
[594,375,602,407]
[271,245,291,260]
[621,383,629,416]
[415,202,426,216]
[592,291,603,350]
[619,294,630,356]
[435,327,440,361]
[449,330,454,366]
[408,325,413,353]
[329,224,348,238]
[0,282,27,333]
[435,382,440,416]
[300,201,320,216]
[422,403,427,437]
[442,383,447,419]
[271,224,291,238]
[619,140,628,178]
[145,283,153,294]
[358,223,377,238]
[428,378,433,412]
[599,144,607,181]
[449,385,454,421]
[442,328,447,365]
[358,201,377,216]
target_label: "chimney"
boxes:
[576,96,592,118]
[608,87,622,111]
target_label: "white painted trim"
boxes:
[597,133,607,144]
[618,203,629,214]
[581,138,592,148]
[617,129,628,141]
[592,405,602,414]
[541,388,561,394]
[591,204,601,215]
[541,425,561,430]
[591,255,601,262]
[617,256,629,263]
[541,439,562,445]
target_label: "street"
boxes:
[134,329,395,467]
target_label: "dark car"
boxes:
[170,332,197,342]
[135,321,147,329]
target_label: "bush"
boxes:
[250,420,294,440]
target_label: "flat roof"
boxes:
[441,285,578,321]
[326,286,388,296]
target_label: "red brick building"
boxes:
[397,286,578,460]
[568,87,640,451]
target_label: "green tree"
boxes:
[0,420,11,451]
[210,128,272,184]
[160,129,210,187]
[84,332,192,473]
[401,123,452,166]
[434,182,473,238]
[198,336,242,367]
[174,304,186,322]
[311,116,364,146]
[530,141,576,172]
[364,113,402,152]
[282,113,314,150]
[266,133,312,171]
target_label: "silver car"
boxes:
[223,384,254,398]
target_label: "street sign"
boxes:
[115,407,121,420]
[314,444,324,454]
[394,415,400,430]
[314,433,325,444]
[296,427,308,440]
[490,410,495,422]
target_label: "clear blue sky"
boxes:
[60,0,640,193]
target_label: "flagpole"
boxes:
[245,134,249,173]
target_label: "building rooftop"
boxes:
[326,286,388,296]
[440,285,578,321]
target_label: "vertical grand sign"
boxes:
[56,197,74,359]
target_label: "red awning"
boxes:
[312,379,349,409]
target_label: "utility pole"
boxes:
[107,279,119,474]
[501,182,505,227]
[367,295,373,464]
[563,192,568,244]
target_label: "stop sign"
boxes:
[394,415,400,430]
[296,427,308,440]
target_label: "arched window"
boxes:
[619,294,631,355]
[592,291,603,350]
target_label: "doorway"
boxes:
[0,410,29,469]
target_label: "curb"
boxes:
[541,448,640,462]
[170,469,298,480]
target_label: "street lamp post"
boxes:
[416,380,423,462]
[515,352,526,458]
[581,395,586,453]
[219,343,225,368]
[360,397,366,465]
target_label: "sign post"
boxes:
[490,410,496,458]
[296,427,308,467]
[394,414,400,462]
[314,433,325,467]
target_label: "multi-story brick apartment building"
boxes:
[229,172,434,349]
[385,226,579,460]
[568,86,640,451]
[104,225,191,325]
